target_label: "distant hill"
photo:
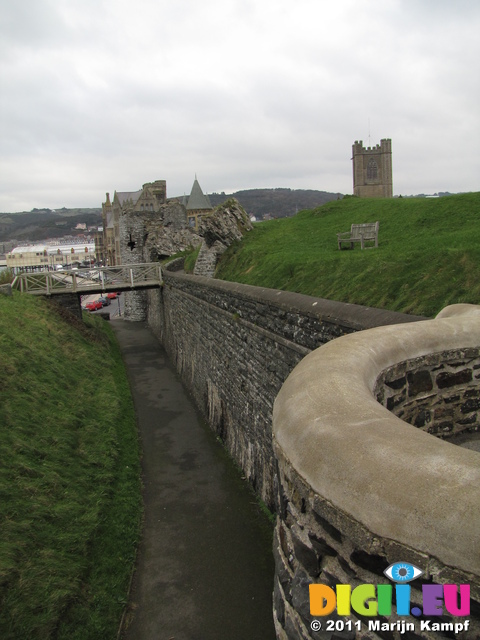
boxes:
[207,188,343,219]
[0,190,342,243]
[0,208,102,243]
[2,188,459,244]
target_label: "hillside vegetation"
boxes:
[0,294,141,639]
[0,208,102,243]
[0,190,340,243]
[208,188,341,219]
[215,192,480,317]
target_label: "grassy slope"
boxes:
[0,293,141,639]
[215,193,480,317]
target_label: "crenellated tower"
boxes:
[352,138,393,198]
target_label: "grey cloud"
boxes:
[0,0,479,210]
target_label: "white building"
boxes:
[6,242,97,273]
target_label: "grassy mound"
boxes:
[0,293,141,639]
[215,192,480,317]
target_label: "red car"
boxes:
[106,292,119,299]
[85,300,103,311]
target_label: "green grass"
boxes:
[160,245,200,274]
[215,193,480,317]
[0,293,142,639]
[0,269,14,285]
[183,245,201,273]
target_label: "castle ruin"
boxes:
[100,178,211,267]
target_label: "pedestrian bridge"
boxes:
[12,263,163,296]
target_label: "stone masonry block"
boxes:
[407,370,433,396]
[436,368,472,388]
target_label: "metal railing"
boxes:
[12,263,163,295]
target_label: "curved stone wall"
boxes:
[375,348,480,440]
[272,305,480,639]
[147,264,421,507]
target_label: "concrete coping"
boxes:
[164,268,424,329]
[273,304,480,576]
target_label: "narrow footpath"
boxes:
[112,320,276,640]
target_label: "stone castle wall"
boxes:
[272,308,480,639]
[142,266,479,640]
[118,201,200,321]
[147,263,420,507]
[375,347,480,439]
[41,292,83,320]
[119,205,148,321]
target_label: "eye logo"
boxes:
[384,562,423,583]
[309,561,470,619]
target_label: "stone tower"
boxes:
[352,138,393,198]
[183,177,213,231]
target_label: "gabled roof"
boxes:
[115,189,143,207]
[186,178,212,211]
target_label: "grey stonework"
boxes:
[119,204,149,321]
[47,292,83,320]
[272,310,480,640]
[118,198,201,321]
[272,444,480,640]
[192,241,221,278]
[193,198,253,278]
[145,269,480,640]
[352,139,393,198]
[145,202,202,261]
[147,264,420,507]
[375,348,480,439]
[141,265,480,640]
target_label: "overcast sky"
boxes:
[1,0,479,211]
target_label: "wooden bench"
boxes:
[337,221,379,250]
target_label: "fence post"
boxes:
[46,274,50,295]
[130,269,134,287]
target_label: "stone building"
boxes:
[352,138,393,198]
[101,180,168,265]
[182,177,213,231]
[102,177,209,319]
[101,178,212,265]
